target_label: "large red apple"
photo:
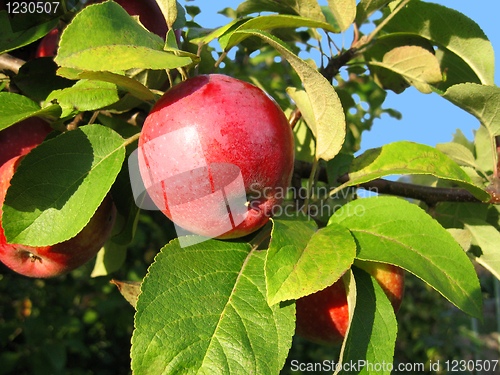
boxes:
[0,118,52,167]
[0,156,117,278]
[137,74,294,240]
[295,261,405,346]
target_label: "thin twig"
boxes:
[358,0,412,48]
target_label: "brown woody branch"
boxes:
[293,160,495,206]
[337,174,483,206]
[0,53,25,74]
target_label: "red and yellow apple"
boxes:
[138,74,294,239]
[0,156,117,278]
[0,118,52,167]
[295,261,405,346]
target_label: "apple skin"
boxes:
[0,118,53,167]
[295,262,405,346]
[35,28,59,58]
[138,74,294,239]
[0,156,117,278]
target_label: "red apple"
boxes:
[0,156,117,278]
[0,118,53,167]
[295,262,405,346]
[138,74,294,240]
[35,28,59,57]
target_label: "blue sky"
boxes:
[190,1,499,154]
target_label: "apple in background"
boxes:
[113,0,168,40]
[138,74,294,239]
[35,28,59,57]
[0,156,117,278]
[295,261,405,346]
[0,118,53,167]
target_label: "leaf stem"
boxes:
[123,132,141,148]
[212,51,228,72]
[358,0,412,48]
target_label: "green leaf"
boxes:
[0,92,61,130]
[156,0,177,31]
[13,58,73,103]
[347,141,491,202]
[435,142,482,172]
[463,219,500,280]
[45,80,121,117]
[444,83,500,172]
[334,269,356,375]
[435,202,489,230]
[189,18,250,46]
[236,0,327,23]
[55,1,192,72]
[447,228,472,252]
[266,215,356,305]
[131,239,295,374]
[222,15,339,51]
[434,46,482,92]
[90,242,127,277]
[327,0,356,32]
[383,0,494,86]
[364,34,436,94]
[292,120,315,163]
[338,267,397,375]
[367,45,442,94]
[328,196,483,319]
[474,124,496,174]
[355,0,391,27]
[287,87,317,136]
[57,68,157,103]
[3,125,125,246]
[0,11,59,54]
[235,30,345,161]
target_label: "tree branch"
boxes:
[0,53,25,75]
[337,174,483,206]
[293,160,494,206]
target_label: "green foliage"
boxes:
[329,197,483,319]
[132,239,295,374]
[3,125,125,246]
[1,0,499,374]
[339,267,398,375]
